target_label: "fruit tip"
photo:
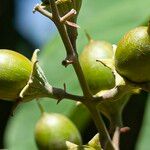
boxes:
[84,30,93,42]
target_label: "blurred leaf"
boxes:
[136,94,150,150]
[4,0,150,149]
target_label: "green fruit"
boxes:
[115,26,150,83]
[35,113,82,150]
[0,49,32,101]
[80,39,115,94]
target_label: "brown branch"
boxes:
[33,2,91,98]
[33,1,123,149]
[49,0,60,22]
[49,0,92,98]
[44,84,86,102]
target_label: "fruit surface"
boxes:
[80,40,115,94]
[0,50,32,100]
[115,26,150,83]
[35,113,82,150]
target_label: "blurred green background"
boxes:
[0,0,150,150]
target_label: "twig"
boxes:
[60,9,77,23]
[33,2,92,98]
[48,0,92,98]
[45,85,86,102]
[112,127,120,150]
[33,1,119,149]
[111,126,130,150]
[33,4,53,20]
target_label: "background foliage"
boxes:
[3,0,150,149]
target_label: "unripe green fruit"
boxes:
[80,40,115,94]
[0,50,32,101]
[115,26,150,83]
[35,113,82,150]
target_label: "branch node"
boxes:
[56,83,67,104]
[60,9,77,23]
[62,59,74,67]
[62,55,76,67]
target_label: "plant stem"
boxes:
[49,0,92,98]
[36,100,44,114]
[33,2,126,149]
[112,127,120,150]
[44,83,86,102]
[33,4,53,19]
[85,103,114,150]
[60,9,77,23]
[109,113,123,135]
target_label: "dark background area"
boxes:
[0,0,34,148]
[0,0,148,149]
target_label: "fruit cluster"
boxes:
[1,0,150,149]
[1,23,149,149]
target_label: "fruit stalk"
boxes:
[86,103,114,150]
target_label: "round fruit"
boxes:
[34,113,82,150]
[80,39,115,94]
[0,49,32,101]
[115,26,150,83]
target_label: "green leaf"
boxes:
[4,0,150,149]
